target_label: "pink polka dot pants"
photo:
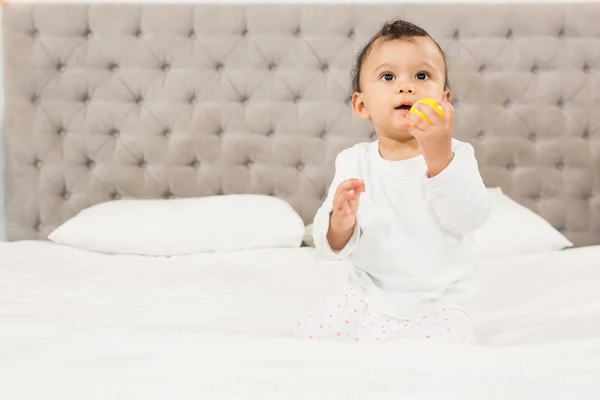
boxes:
[294,284,476,344]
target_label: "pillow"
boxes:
[48,195,305,256]
[472,187,573,258]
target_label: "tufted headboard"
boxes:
[3,2,600,246]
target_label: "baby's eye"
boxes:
[380,73,395,82]
[415,72,430,80]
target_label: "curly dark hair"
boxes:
[350,19,450,94]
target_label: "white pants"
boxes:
[294,283,476,344]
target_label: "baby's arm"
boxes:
[426,141,491,234]
[313,152,363,259]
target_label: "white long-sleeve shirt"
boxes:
[313,139,491,319]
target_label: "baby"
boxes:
[295,19,491,344]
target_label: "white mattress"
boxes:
[1,241,599,399]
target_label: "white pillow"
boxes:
[472,187,573,258]
[48,195,305,256]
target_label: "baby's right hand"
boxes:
[330,178,365,233]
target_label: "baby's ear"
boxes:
[351,92,370,120]
[444,90,452,104]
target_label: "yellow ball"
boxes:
[409,98,444,125]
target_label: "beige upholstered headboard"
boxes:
[3,3,600,246]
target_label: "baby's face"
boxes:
[352,37,450,141]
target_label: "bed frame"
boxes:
[3,2,599,246]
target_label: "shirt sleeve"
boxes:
[312,151,362,260]
[425,141,491,235]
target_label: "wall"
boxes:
[0,0,591,240]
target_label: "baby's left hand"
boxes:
[407,100,454,177]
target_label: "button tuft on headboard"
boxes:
[530,64,539,74]
[528,132,537,142]
[582,63,590,73]
[582,129,590,139]
[348,29,355,39]
[505,29,513,38]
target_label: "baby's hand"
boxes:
[407,99,455,177]
[330,178,365,233]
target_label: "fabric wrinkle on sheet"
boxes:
[294,283,476,344]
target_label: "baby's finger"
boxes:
[336,179,362,195]
[439,100,455,127]
[407,112,429,131]
[333,191,348,211]
[356,180,366,192]
[344,201,352,215]
[349,199,360,215]
[415,103,444,125]
[408,121,426,139]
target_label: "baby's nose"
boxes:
[397,86,416,94]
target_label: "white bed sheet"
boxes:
[1,241,599,399]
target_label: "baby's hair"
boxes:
[350,19,450,93]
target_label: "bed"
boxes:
[2,2,600,399]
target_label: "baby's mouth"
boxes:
[395,103,413,115]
